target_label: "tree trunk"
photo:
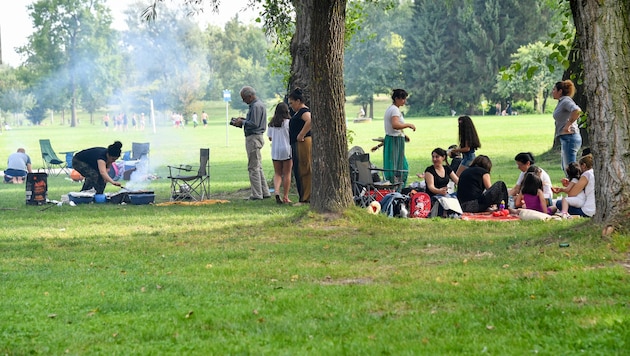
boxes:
[309,0,353,213]
[560,38,590,150]
[570,0,630,224]
[289,0,313,103]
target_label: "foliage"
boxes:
[18,0,118,127]
[344,1,411,116]
[495,42,563,113]
[404,0,561,115]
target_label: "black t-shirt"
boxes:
[74,147,107,171]
[457,166,488,203]
[424,165,453,197]
[289,107,312,145]
[449,157,462,173]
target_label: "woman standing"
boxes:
[383,89,416,186]
[268,102,293,204]
[288,88,312,205]
[449,115,481,176]
[552,80,582,172]
[72,141,123,194]
[457,155,508,213]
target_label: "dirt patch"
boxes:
[320,276,374,285]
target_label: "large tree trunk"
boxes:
[289,0,313,103]
[570,0,630,224]
[309,0,353,213]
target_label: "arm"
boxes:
[449,171,459,185]
[424,172,447,195]
[514,192,524,208]
[509,184,521,196]
[567,175,588,196]
[537,190,547,210]
[563,108,582,133]
[391,116,416,131]
[482,173,492,190]
[26,162,33,173]
[296,111,312,142]
[97,159,121,187]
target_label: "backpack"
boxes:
[409,192,431,218]
[380,192,409,218]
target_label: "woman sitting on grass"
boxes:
[554,155,595,218]
[418,147,458,200]
[457,155,508,213]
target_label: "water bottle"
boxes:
[508,196,515,209]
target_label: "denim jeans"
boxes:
[559,132,582,174]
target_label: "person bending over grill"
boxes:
[72,141,123,194]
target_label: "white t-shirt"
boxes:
[580,169,596,217]
[267,119,291,161]
[516,168,553,199]
[383,104,405,137]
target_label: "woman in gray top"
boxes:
[552,80,582,173]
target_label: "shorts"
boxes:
[460,151,476,167]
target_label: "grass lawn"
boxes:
[1,107,629,354]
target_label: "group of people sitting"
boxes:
[417,148,595,218]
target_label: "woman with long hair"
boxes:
[449,115,481,176]
[268,102,293,204]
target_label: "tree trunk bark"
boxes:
[309,0,353,213]
[289,0,313,104]
[570,0,630,224]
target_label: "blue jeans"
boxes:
[555,199,589,217]
[559,133,582,174]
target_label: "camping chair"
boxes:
[39,139,68,175]
[167,148,210,201]
[349,148,405,207]
[131,142,150,161]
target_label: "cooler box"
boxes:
[26,173,48,205]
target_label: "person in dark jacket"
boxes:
[72,141,123,194]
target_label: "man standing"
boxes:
[4,148,33,183]
[234,86,271,200]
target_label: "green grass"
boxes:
[1,106,629,354]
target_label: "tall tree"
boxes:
[344,1,409,119]
[570,0,630,225]
[19,0,117,127]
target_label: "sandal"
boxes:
[275,195,283,204]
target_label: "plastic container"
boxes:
[69,195,93,204]
[94,194,107,204]
[128,193,155,205]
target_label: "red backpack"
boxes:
[409,192,431,218]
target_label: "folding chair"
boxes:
[131,142,150,161]
[39,139,68,175]
[349,149,405,207]
[168,148,210,201]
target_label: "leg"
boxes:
[560,133,582,173]
[272,160,283,202]
[480,181,508,211]
[297,137,312,202]
[281,159,293,202]
[246,135,265,199]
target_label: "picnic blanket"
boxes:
[461,212,520,221]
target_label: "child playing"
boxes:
[448,116,481,176]
[514,169,556,215]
